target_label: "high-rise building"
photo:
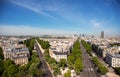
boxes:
[101,31,104,38]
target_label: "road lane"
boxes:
[35,41,53,77]
[80,42,98,77]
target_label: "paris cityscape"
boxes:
[0,0,120,77]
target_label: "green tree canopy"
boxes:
[0,61,4,76]
[4,59,14,70]
[37,38,50,49]
[15,71,27,77]
[60,59,67,69]
[74,58,83,75]
[0,47,4,61]
[64,70,71,77]
[7,64,19,77]
[34,68,44,77]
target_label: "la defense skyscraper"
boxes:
[101,31,104,38]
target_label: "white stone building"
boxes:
[105,53,120,67]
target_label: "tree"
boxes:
[98,66,108,75]
[19,65,27,72]
[24,38,35,53]
[7,64,19,77]
[0,61,4,76]
[81,40,92,56]
[29,63,36,76]
[92,57,99,67]
[74,58,83,75]
[0,47,4,61]
[4,59,14,70]
[53,68,61,76]
[37,39,50,49]
[68,55,75,69]
[2,70,8,77]
[35,68,44,77]
[64,70,71,77]
[29,62,40,76]
[92,57,108,75]
[15,71,27,77]
[68,55,75,64]
[60,59,67,69]
[48,58,56,64]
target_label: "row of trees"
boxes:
[67,39,83,75]
[81,40,92,56]
[23,38,44,77]
[37,38,50,49]
[92,57,108,75]
[24,38,35,54]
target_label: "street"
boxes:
[80,42,98,77]
[35,41,53,77]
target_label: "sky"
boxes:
[0,0,120,36]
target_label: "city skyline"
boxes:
[0,0,120,36]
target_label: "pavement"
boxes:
[80,42,98,77]
[35,41,53,77]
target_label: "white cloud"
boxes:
[91,20,101,28]
[8,0,56,19]
[0,25,74,35]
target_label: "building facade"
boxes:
[105,53,120,67]
[11,48,30,65]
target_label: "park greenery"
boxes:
[0,38,44,77]
[92,57,108,75]
[81,40,92,56]
[68,39,83,75]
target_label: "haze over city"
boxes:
[0,0,120,36]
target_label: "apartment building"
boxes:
[12,48,30,65]
[1,36,30,65]
[105,53,120,67]
[49,46,69,62]
[45,38,76,62]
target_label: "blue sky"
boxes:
[0,0,120,36]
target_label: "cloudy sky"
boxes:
[0,0,120,36]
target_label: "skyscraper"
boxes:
[101,31,104,38]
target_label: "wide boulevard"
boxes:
[80,42,98,77]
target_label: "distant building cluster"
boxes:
[82,36,120,67]
[42,37,77,62]
[0,37,30,65]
